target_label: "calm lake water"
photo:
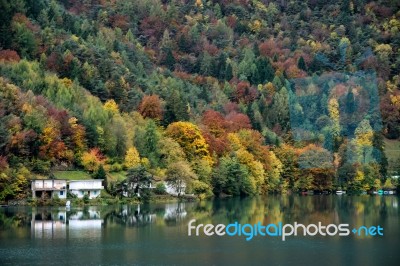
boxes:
[0,195,399,266]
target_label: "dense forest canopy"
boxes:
[0,0,399,201]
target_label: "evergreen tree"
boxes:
[217,52,227,80]
[94,165,107,179]
[297,56,307,71]
[372,132,388,178]
[225,63,233,81]
[164,48,176,71]
[256,57,274,83]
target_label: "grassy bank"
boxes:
[53,170,92,180]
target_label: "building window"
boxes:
[60,191,64,196]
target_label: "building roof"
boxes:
[68,179,104,182]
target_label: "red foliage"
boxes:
[381,92,400,138]
[110,14,130,31]
[366,2,393,18]
[238,37,250,48]
[46,52,61,72]
[226,15,237,29]
[202,110,228,137]
[174,71,192,81]
[12,13,38,32]
[225,111,251,132]
[90,147,105,161]
[259,38,281,58]
[202,129,230,156]
[0,156,8,171]
[138,94,164,120]
[223,102,239,114]
[10,130,38,156]
[0,50,20,63]
[360,55,378,71]
[204,42,219,56]
[193,75,207,85]
[140,16,166,44]
[234,81,258,103]
[259,38,290,60]
[47,107,70,136]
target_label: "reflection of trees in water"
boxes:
[196,195,399,226]
[1,196,398,230]
[103,204,155,227]
[102,202,192,227]
[0,208,31,229]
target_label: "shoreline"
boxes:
[3,192,399,207]
[3,194,198,207]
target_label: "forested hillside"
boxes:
[1,0,399,201]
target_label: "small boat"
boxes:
[389,191,394,195]
[378,190,384,195]
[336,190,344,195]
[384,191,389,195]
[372,191,378,195]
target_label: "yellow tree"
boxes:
[104,99,119,115]
[166,121,213,165]
[265,151,283,191]
[124,147,141,169]
[328,98,340,138]
[68,117,86,156]
[354,119,373,163]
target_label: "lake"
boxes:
[0,195,399,265]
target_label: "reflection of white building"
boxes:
[164,203,187,220]
[69,180,104,199]
[31,180,67,199]
[68,219,103,238]
[69,209,101,220]
[31,209,103,239]
[31,211,67,239]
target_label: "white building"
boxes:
[164,181,186,196]
[31,179,67,199]
[69,180,104,199]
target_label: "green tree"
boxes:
[164,48,175,71]
[94,165,106,179]
[126,165,153,201]
[166,161,197,196]
[225,63,233,81]
[297,56,307,72]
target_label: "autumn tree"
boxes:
[124,147,141,169]
[138,94,164,120]
[81,148,105,172]
[166,121,212,165]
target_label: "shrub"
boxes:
[83,194,90,204]
[154,182,166,195]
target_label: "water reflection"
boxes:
[1,196,398,234]
[0,195,399,265]
[30,207,103,239]
[103,202,188,227]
